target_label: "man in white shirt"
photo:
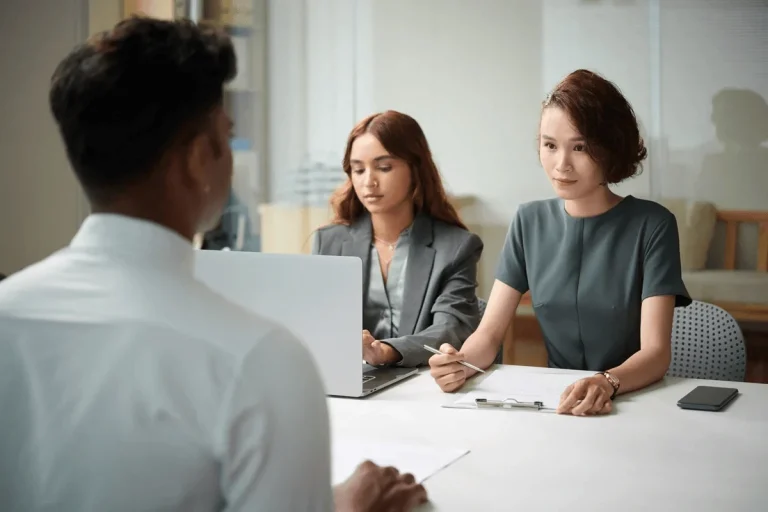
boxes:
[0,17,426,512]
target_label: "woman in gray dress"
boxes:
[313,110,483,368]
[429,69,691,415]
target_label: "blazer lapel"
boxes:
[341,214,373,300]
[399,214,435,336]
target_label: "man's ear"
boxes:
[183,131,212,193]
[207,121,224,159]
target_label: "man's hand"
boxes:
[362,330,400,366]
[334,460,428,512]
[557,375,614,416]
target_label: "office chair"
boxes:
[667,300,747,382]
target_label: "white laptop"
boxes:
[194,250,418,397]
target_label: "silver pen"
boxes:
[422,345,486,374]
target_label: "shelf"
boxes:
[202,0,260,29]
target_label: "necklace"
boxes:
[374,236,397,251]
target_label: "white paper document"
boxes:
[331,438,469,485]
[445,368,586,411]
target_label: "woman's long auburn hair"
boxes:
[330,110,467,230]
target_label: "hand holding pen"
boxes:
[425,343,485,393]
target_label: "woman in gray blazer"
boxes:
[313,110,483,368]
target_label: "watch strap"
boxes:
[599,371,620,399]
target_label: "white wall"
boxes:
[659,0,768,209]
[0,0,88,275]
[266,0,358,203]
[362,0,546,294]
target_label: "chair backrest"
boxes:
[656,198,717,271]
[478,297,487,317]
[714,209,768,272]
[667,300,747,382]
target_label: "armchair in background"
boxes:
[659,199,768,323]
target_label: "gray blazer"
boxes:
[312,213,483,367]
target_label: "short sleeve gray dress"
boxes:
[496,195,691,372]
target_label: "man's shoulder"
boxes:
[188,282,306,358]
[196,287,327,403]
[0,250,69,306]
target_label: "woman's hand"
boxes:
[362,330,400,366]
[428,344,469,393]
[556,375,614,416]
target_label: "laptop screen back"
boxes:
[194,250,363,397]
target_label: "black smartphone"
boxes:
[677,385,739,411]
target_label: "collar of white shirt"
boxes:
[70,213,195,275]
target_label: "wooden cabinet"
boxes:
[258,204,333,254]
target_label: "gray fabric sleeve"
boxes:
[494,210,529,294]
[641,216,692,307]
[381,234,483,367]
[310,230,321,255]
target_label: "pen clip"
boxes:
[475,398,544,410]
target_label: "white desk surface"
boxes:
[328,365,768,512]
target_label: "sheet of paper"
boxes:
[445,368,586,410]
[332,438,469,485]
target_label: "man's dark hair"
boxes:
[49,16,236,201]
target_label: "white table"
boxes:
[328,365,768,511]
